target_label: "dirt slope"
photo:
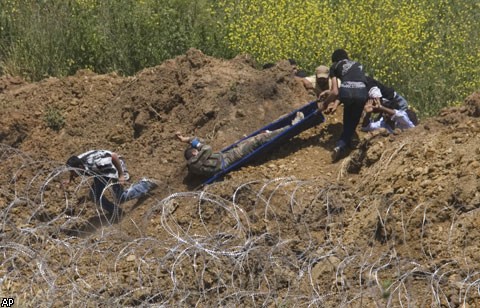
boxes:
[1,49,479,307]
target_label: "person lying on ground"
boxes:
[176,112,304,177]
[63,150,158,217]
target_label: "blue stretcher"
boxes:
[203,100,325,185]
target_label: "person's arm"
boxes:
[111,152,126,185]
[325,100,341,114]
[319,77,340,113]
[176,132,206,149]
[361,116,385,132]
[374,104,396,118]
[193,144,213,163]
[301,77,314,90]
[176,132,192,143]
[364,98,380,113]
[389,109,415,129]
[318,89,330,100]
[62,171,76,187]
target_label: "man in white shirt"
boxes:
[361,78,417,133]
[361,93,415,133]
[64,150,157,217]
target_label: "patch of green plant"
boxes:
[0,0,229,80]
[381,279,393,299]
[216,0,480,117]
[44,107,65,131]
[1,0,478,117]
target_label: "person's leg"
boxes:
[333,98,366,162]
[392,110,415,129]
[406,108,419,125]
[224,126,289,165]
[339,103,354,148]
[116,178,157,203]
[339,100,365,148]
[111,182,126,203]
[92,177,118,214]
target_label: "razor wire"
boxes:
[1,144,480,307]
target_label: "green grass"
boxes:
[1,0,478,117]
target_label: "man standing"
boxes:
[63,150,157,217]
[319,49,369,162]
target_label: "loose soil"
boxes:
[1,49,479,307]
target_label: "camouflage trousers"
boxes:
[223,127,287,167]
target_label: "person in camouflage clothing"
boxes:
[176,112,304,177]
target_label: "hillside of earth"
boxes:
[1,48,479,307]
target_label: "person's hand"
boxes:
[175,131,189,142]
[324,102,338,114]
[317,90,330,102]
[61,170,76,187]
[318,102,327,112]
[369,98,382,112]
[364,100,374,113]
[118,174,126,185]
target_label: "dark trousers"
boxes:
[339,101,365,147]
[91,177,123,214]
[338,87,367,147]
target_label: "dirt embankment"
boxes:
[1,49,479,307]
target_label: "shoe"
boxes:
[105,206,124,223]
[331,146,346,162]
[291,112,304,125]
[141,177,159,190]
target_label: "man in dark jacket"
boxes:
[319,49,369,162]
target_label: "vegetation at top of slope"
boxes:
[0,0,478,117]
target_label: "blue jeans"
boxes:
[91,177,153,214]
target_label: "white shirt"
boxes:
[78,150,119,179]
[362,110,415,134]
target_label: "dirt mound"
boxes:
[1,49,479,306]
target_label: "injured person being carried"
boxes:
[176,112,304,177]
